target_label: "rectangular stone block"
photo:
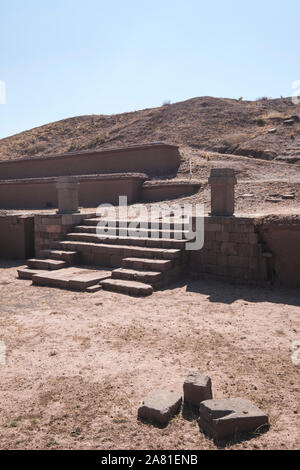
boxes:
[198,398,269,440]
[205,223,222,232]
[138,390,182,425]
[216,232,230,242]
[184,373,212,407]
[220,242,239,256]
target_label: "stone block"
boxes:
[220,242,239,256]
[248,233,259,244]
[216,232,230,242]
[198,398,269,440]
[183,372,212,407]
[138,390,182,425]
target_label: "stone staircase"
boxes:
[18,217,191,296]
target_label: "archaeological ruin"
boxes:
[0,142,299,294]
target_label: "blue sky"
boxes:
[1,0,300,139]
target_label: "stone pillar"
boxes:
[56,177,79,214]
[208,168,237,216]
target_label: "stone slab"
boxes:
[138,390,182,424]
[198,398,269,440]
[32,267,111,291]
[183,372,212,407]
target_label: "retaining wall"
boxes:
[141,180,201,202]
[257,218,300,287]
[0,143,181,179]
[0,174,147,209]
[0,215,34,259]
[189,216,269,284]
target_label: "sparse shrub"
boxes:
[87,133,109,148]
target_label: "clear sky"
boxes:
[1,0,300,139]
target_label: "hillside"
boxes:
[1,96,300,162]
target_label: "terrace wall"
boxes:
[0,143,181,179]
[0,215,34,259]
[0,174,147,210]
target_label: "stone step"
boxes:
[27,258,67,270]
[74,225,191,239]
[122,257,173,272]
[82,218,187,230]
[86,284,102,293]
[18,267,49,280]
[112,268,163,285]
[56,240,182,260]
[40,249,79,264]
[66,232,186,249]
[32,267,111,291]
[100,278,153,296]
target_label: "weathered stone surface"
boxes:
[138,390,182,424]
[184,372,212,406]
[198,398,269,440]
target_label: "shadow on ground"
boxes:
[164,276,300,307]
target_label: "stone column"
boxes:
[56,177,79,214]
[208,168,237,216]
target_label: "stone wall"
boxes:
[0,174,147,210]
[257,218,300,287]
[34,212,96,257]
[189,216,268,284]
[0,143,181,180]
[0,215,34,259]
[141,180,201,202]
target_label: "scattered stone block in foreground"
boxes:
[184,372,212,407]
[138,390,182,425]
[198,398,269,440]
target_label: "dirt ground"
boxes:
[0,261,299,450]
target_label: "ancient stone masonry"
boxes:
[34,212,96,257]
[0,215,34,259]
[189,216,269,284]
[208,168,237,216]
[56,177,79,214]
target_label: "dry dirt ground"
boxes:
[0,261,299,450]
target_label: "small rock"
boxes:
[138,390,182,425]
[198,398,269,440]
[268,128,277,134]
[184,372,212,407]
[282,194,295,200]
[241,194,254,198]
[284,119,295,126]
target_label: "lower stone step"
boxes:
[122,257,173,272]
[32,267,112,291]
[18,267,49,280]
[27,259,67,270]
[112,268,162,285]
[100,278,153,296]
[40,249,79,264]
